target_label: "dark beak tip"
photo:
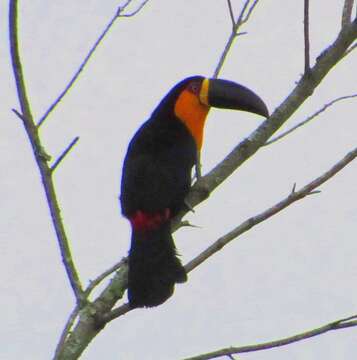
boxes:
[257,102,269,118]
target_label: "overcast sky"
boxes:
[1,1,357,359]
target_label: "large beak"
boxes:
[200,78,269,118]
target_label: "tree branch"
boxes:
[9,0,83,303]
[53,264,129,359]
[118,0,150,17]
[182,18,357,214]
[51,136,80,173]
[341,0,354,27]
[264,94,357,146]
[84,258,127,297]
[182,315,357,360]
[37,1,150,127]
[185,146,357,272]
[343,41,357,57]
[213,0,261,78]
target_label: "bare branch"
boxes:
[9,0,83,303]
[213,0,261,78]
[182,315,357,360]
[187,20,357,205]
[227,0,236,29]
[37,1,150,127]
[264,94,357,146]
[54,264,129,359]
[343,41,357,57]
[304,0,311,73]
[341,0,354,27]
[51,136,80,173]
[101,303,131,323]
[185,146,357,272]
[84,258,127,297]
[54,305,81,359]
[241,0,260,24]
[119,0,150,17]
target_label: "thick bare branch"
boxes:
[9,0,83,303]
[91,145,357,327]
[341,0,354,27]
[54,265,129,359]
[264,94,357,146]
[183,19,357,213]
[343,41,357,57]
[182,315,357,360]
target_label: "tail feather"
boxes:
[128,222,187,308]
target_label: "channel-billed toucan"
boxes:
[120,76,268,308]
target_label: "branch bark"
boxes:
[341,0,354,27]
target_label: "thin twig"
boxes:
[213,0,261,78]
[84,258,127,296]
[53,305,81,359]
[227,0,236,29]
[185,146,357,272]
[51,136,79,173]
[241,0,260,24]
[264,94,357,146]
[9,0,84,304]
[101,303,131,323]
[36,1,144,127]
[341,0,354,27]
[119,0,150,17]
[182,315,357,360]
[304,0,311,74]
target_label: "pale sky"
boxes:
[1,1,357,359]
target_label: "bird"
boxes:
[120,75,269,308]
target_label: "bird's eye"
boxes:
[189,82,200,94]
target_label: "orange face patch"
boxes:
[174,89,210,150]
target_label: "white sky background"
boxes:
[1,1,357,359]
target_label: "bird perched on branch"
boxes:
[120,76,268,308]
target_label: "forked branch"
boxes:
[9,0,83,303]
[213,0,261,78]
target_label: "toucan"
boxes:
[120,76,268,308]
